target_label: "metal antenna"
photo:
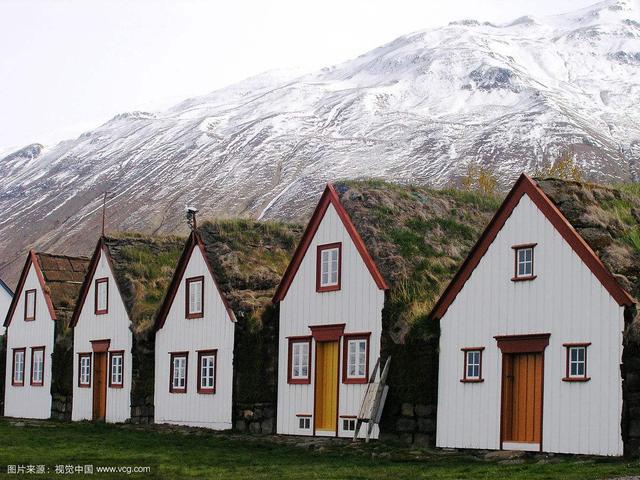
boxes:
[101,190,109,237]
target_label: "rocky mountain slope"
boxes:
[1,0,639,284]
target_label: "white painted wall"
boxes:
[72,248,133,423]
[4,263,55,419]
[154,246,235,429]
[277,203,385,438]
[0,283,12,329]
[436,194,625,456]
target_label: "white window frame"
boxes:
[95,278,108,314]
[564,343,590,381]
[342,418,356,431]
[298,416,311,429]
[109,352,124,387]
[317,243,341,291]
[198,350,216,393]
[79,354,92,387]
[345,336,368,382]
[24,289,36,320]
[186,277,204,318]
[170,353,188,393]
[291,341,310,381]
[13,349,26,385]
[515,246,535,278]
[31,347,45,386]
[465,350,482,380]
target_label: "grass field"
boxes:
[1,419,639,479]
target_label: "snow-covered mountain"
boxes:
[1,0,639,283]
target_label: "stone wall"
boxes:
[51,393,73,421]
[380,402,437,445]
[233,403,276,434]
[129,331,155,424]
[622,310,640,457]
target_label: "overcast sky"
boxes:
[0,0,604,151]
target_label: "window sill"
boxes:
[109,384,124,389]
[11,383,25,387]
[511,275,537,282]
[316,285,340,293]
[288,378,311,385]
[169,389,187,394]
[95,311,108,315]
[30,383,44,387]
[186,313,204,319]
[562,377,591,382]
[24,318,35,322]
[460,379,484,383]
[343,378,368,384]
[197,388,216,395]
[78,384,91,389]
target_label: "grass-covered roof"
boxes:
[196,219,303,321]
[36,253,90,324]
[103,234,185,335]
[334,180,500,343]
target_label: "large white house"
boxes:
[153,230,236,429]
[70,235,182,423]
[431,174,635,456]
[3,251,88,419]
[273,184,387,438]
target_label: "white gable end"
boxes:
[4,263,55,419]
[437,193,625,455]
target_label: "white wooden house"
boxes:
[153,230,236,429]
[3,251,89,419]
[70,235,183,423]
[0,278,12,329]
[431,173,636,456]
[273,184,388,438]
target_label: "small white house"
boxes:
[153,230,236,429]
[431,174,635,456]
[3,251,89,419]
[273,184,387,438]
[70,235,183,423]
[0,278,12,329]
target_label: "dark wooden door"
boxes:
[501,353,543,446]
[92,352,107,421]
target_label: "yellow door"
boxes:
[314,341,339,432]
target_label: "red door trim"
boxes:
[309,323,345,342]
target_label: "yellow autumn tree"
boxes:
[460,164,498,197]
[536,150,584,181]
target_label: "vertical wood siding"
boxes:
[436,194,625,456]
[72,250,133,423]
[277,204,385,438]
[154,247,234,429]
[4,264,54,419]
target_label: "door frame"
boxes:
[90,339,111,422]
[495,333,550,452]
[310,324,344,437]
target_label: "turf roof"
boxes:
[333,180,500,343]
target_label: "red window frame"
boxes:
[563,342,591,382]
[197,349,217,394]
[287,336,312,384]
[185,276,204,319]
[94,278,109,315]
[24,289,36,321]
[512,243,537,281]
[108,351,124,388]
[461,347,485,383]
[169,351,189,393]
[12,347,26,387]
[342,333,370,384]
[316,243,342,292]
[30,346,45,386]
[78,353,92,388]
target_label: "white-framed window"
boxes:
[463,349,483,381]
[288,338,311,384]
[79,354,92,387]
[31,347,45,386]
[198,350,216,393]
[344,336,368,382]
[298,417,311,429]
[109,352,123,387]
[317,243,341,291]
[186,277,204,318]
[564,343,590,381]
[24,289,36,320]
[342,418,356,431]
[12,348,26,386]
[514,245,535,279]
[170,353,188,393]
[95,278,108,314]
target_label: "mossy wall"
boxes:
[130,330,155,424]
[50,319,74,420]
[0,334,5,416]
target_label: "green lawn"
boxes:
[0,419,639,479]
